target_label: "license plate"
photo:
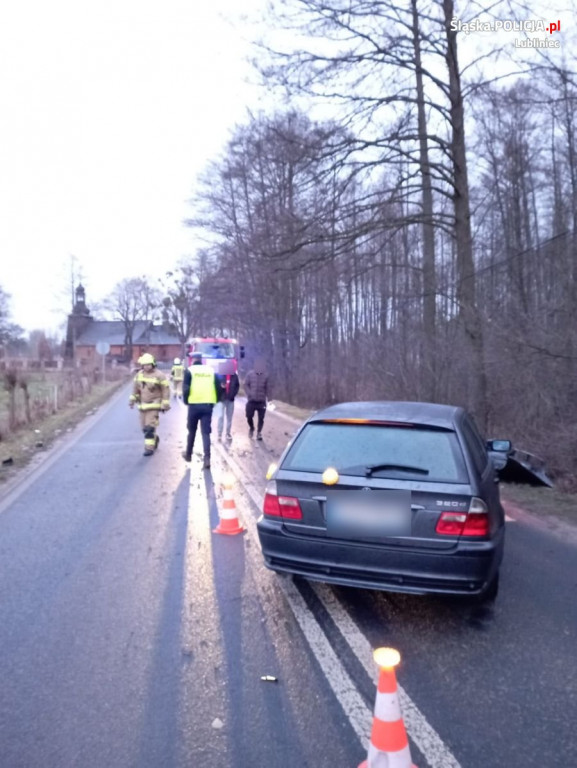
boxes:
[326,490,411,538]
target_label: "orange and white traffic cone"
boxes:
[213,474,245,536]
[359,648,417,768]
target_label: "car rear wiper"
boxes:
[364,463,429,477]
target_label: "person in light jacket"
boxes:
[217,371,240,440]
[244,359,270,440]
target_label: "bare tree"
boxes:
[160,263,201,351]
[102,277,162,362]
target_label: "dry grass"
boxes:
[272,400,314,423]
[0,378,128,487]
[500,482,577,526]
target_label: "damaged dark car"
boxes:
[257,401,512,602]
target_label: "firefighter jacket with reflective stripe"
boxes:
[183,364,219,404]
[129,369,170,410]
[171,364,185,381]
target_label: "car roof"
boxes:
[307,401,465,430]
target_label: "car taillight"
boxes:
[436,512,467,535]
[435,498,489,537]
[263,484,303,520]
[462,498,490,536]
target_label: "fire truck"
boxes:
[185,337,245,375]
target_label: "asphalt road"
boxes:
[0,387,575,767]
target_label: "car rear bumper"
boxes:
[257,519,504,596]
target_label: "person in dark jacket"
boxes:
[181,352,221,469]
[244,359,270,440]
[217,371,240,440]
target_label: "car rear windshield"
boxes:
[282,422,469,483]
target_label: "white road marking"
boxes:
[267,567,372,745]
[311,583,461,768]
[215,445,462,768]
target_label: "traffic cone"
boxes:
[213,474,245,535]
[359,648,417,768]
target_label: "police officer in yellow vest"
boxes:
[181,352,221,469]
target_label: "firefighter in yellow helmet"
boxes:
[170,357,185,400]
[129,353,170,456]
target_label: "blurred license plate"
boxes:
[326,490,411,538]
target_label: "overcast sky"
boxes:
[0,0,266,334]
[1,0,572,337]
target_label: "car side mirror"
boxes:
[487,439,511,472]
[487,439,512,453]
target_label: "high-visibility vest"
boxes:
[187,365,217,404]
[171,364,184,381]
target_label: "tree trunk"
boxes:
[411,0,437,401]
[443,0,487,426]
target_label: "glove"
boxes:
[162,401,171,412]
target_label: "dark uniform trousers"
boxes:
[186,403,214,459]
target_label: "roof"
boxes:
[308,401,464,429]
[76,320,180,346]
[135,325,181,345]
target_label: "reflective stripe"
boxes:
[139,403,162,411]
[136,374,164,384]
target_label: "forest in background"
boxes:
[181,1,577,486]
[2,2,575,486]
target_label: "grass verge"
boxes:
[0,377,129,487]
[271,400,314,423]
[500,482,577,527]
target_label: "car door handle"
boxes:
[411,504,425,510]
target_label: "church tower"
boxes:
[64,284,93,363]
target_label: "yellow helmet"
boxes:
[138,353,156,366]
